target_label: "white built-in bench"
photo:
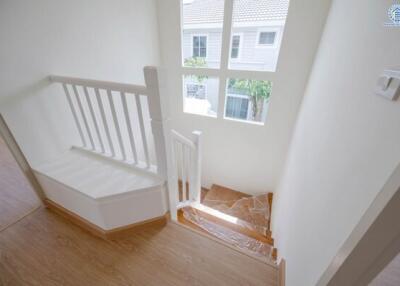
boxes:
[33,147,167,230]
[33,67,173,234]
[33,66,202,235]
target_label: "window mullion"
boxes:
[217,0,234,118]
[220,0,234,71]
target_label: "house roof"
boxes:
[182,0,289,25]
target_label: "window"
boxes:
[258,31,276,45]
[186,83,206,99]
[181,0,289,123]
[192,35,207,58]
[231,35,241,59]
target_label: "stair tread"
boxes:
[186,203,273,244]
[179,206,274,260]
[202,184,272,237]
[203,184,251,208]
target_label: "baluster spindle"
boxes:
[135,94,150,168]
[95,88,115,157]
[169,137,179,221]
[72,85,95,150]
[62,84,86,147]
[107,90,126,161]
[120,92,138,164]
[191,131,202,203]
[188,146,194,201]
[181,143,187,202]
[84,86,105,153]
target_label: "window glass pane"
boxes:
[200,36,207,48]
[182,0,224,68]
[258,32,276,45]
[184,75,219,117]
[231,35,240,59]
[232,35,240,47]
[193,36,199,47]
[229,0,290,72]
[226,96,249,119]
[231,48,239,59]
[187,83,206,99]
[225,78,272,123]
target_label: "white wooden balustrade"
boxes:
[49,66,202,222]
[169,129,202,221]
[50,67,165,176]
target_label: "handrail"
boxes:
[49,75,148,95]
[171,130,196,149]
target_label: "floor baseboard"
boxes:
[44,199,168,240]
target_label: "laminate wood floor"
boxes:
[0,136,40,230]
[370,252,400,286]
[0,207,278,286]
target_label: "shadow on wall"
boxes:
[0,75,157,167]
[0,78,50,107]
[0,77,80,166]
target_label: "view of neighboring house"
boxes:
[182,0,289,122]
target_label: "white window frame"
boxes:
[230,33,243,61]
[191,34,208,59]
[180,0,282,125]
[256,28,279,48]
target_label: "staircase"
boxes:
[26,65,276,263]
[203,184,273,238]
[167,128,276,263]
[177,184,276,262]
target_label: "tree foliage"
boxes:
[184,57,208,83]
[184,57,207,68]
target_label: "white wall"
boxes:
[156,0,331,194]
[272,0,400,285]
[0,0,160,166]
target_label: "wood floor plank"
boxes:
[0,207,277,286]
[0,136,40,230]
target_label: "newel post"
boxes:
[190,131,202,203]
[144,66,178,220]
[144,66,169,178]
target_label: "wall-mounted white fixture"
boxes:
[375,68,400,101]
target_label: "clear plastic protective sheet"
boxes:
[182,207,273,259]
[202,194,270,236]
